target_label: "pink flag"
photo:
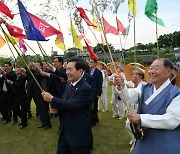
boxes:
[29,13,64,42]
[102,17,119,35]
[116,17,126,36]
[0,1,14,19]
[19,39,27,53]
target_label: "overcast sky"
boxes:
[0,0,180,58]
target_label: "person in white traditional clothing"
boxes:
[98,62,108,112]
[108,64,126,119]
[114,58,180,154]
[125,67,146,145]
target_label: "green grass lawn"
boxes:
[0,85,131,154]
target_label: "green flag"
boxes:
[145,0,165,26]
[126,25,130,36]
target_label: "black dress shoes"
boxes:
[37,124,46,128]
[13,121,18,125]
[20,124,27,129]
[44,125,52,130]
[3,120,11,124]
[27,114,32,119]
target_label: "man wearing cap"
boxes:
[126,67,146,88]
[115,58,180,154]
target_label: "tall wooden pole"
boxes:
[156,13,160,58]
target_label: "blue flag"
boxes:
[17,0,47,41]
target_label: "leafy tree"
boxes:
[93,43,115,53]
[0,57,13,67]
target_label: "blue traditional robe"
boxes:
[134,83,180,154]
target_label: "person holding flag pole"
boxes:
[93,0,144,151]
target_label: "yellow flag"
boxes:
[70,22,83,50]
[128,0,136,17]
[55,24,66,51]
[4,33,18,45]
[0,35,6,48]
[92,18,102,32]
[55,37,66,51]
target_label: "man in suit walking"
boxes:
[89,58,103,126]
[42,59,92,154]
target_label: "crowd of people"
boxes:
[0,57,179,154]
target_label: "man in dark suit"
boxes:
[0,62,16,124]
[89,58,103,126]
[6,67,27,129]
[42,59,92,154]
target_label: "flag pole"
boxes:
[0,23,43,92]
[133,1,136,62]
[87,27,111,63]
[116,15,124,64]
[23,40,38,56]
[156,13,159,58]
[93,0,117,72]
[93,0,143,147]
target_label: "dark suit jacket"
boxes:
[12,75,27,101]
[82,72,95,100]
[91,68,103,97]
[4,70,16,95]
[49,67,67,98]
[51,78,92,147]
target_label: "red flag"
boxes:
[116,17,126,36]
[77,7,97,28]
[102,17,119,35]
[85,40,98,61]
[29,13,64,42]
[5,22,26,39]
[0,1,14,19]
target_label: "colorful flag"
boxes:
[19,39,27,53]
[4,33,18,45]
[17,0,46,41]
[70,21,83,50]
[116,17,126,36]
[102,17,119,35]
[55,37,66,51]
[128,0,136,17]
[85,40,98,61]
[92,17,102,32]
[77,7,97,28]
[126,25,130,36]
[29,13,64,42]
[55,23,66,51]
[0,1,14,19]
[0,35,6,48]
[145,0,165,26]
[5,22,26,39]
